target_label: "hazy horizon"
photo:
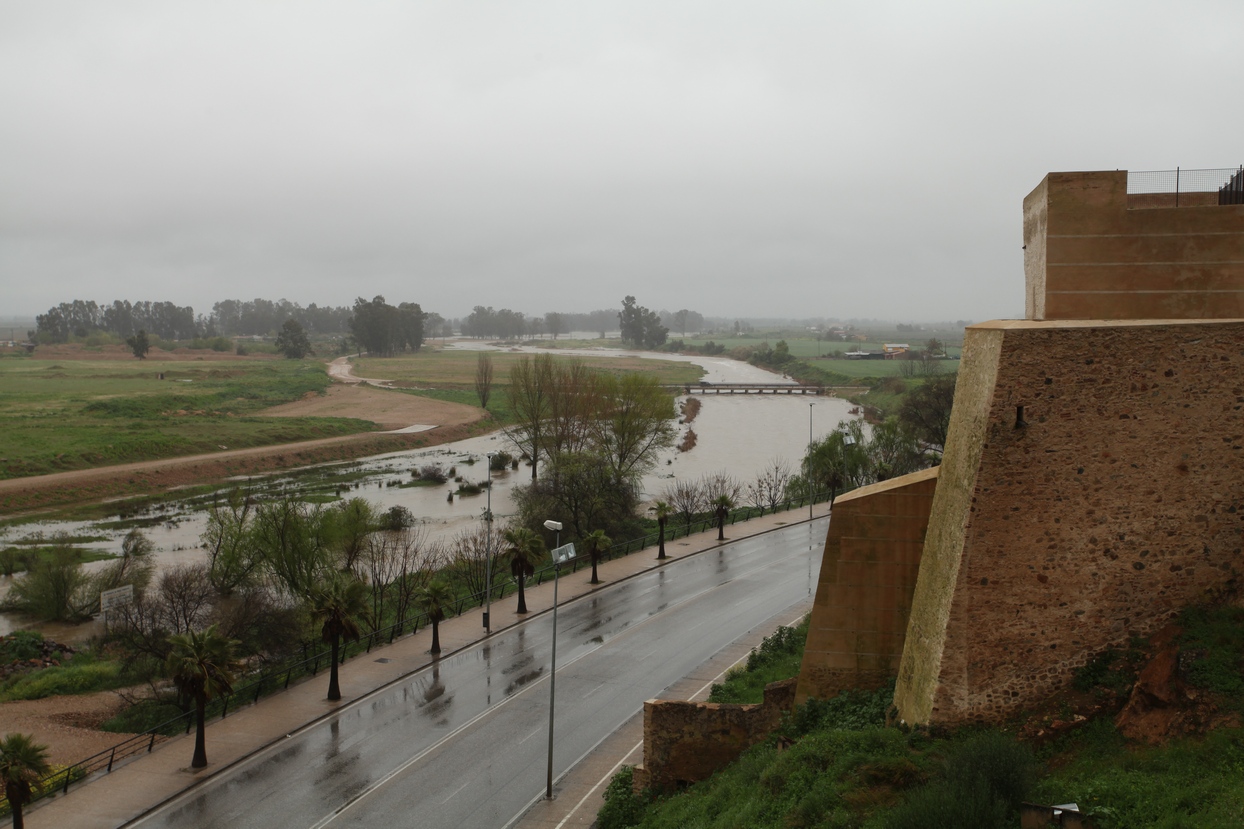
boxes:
[4,2,1241,321]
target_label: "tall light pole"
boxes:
[808,401,816,521]
[542,519,565,800]
[484,453,495,633]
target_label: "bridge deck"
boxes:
[666,383,824,395]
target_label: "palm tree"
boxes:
[416,577,455,655]
[166,625,239,769]
[713,495,734,541]
[0,733,50,829]
[503,527,546,614]
[582,529,612,585]
[653,501,670,560]
[311,574,371,701]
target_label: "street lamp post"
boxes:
[808,402,815,521]
[543,518,564,800]
[484,453,495,633]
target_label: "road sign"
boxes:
[101,584,133,613]
[551,542,576,564]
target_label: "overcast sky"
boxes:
[3,1,1241,323]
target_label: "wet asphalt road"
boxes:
[132,520,826,829]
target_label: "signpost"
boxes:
[100,584,133,613]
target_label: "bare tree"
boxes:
[362,524,432,630]
[475,352,494,409]
[449,526,496,600]
[700,470,742,505]
[746,459,793,514]
[662,478,706,530]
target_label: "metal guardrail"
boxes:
[1127,166,1244,204]
[25,489,838,810]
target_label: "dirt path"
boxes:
[0,690,139,766]
[0,369,489,514]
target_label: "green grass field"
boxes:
[0,356,374,479]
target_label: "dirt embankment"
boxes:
[0,377,491,515]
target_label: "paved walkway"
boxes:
[27,504,829,829]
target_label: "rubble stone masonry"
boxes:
[894,318,1244,725]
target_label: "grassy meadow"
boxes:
[0,354,373,479]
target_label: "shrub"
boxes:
[944,730,1036,808]
[0,659,122,701]
[0,631,45,663]
[101,700,187,735]
[417,465,448,484]
[779,680,894,737]
[597,766,646,829]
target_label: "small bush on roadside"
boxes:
[597,766,647,829]
[0,657,122,701]
[101,700,187,735]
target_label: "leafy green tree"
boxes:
[326,498,377,574]
[7,542,92,622]
[591,372,677,483]
[507,355,554,481]
[544,312,565,339]
[618,296,667,349]
[166,625,239,769]
[0,733,51,829]
[503,527,545,614]
[416,577,455,655]
[274,319,313,358]
[653,500,670,560]
[582,529,612,585]
[126,329,150,359]
[311,574,371,701]
[252,499,335,598]
[202,491,263,595]
[898,373,957,449]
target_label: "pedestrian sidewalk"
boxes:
[28,504,830,829]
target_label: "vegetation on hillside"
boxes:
[601,602,1244,829]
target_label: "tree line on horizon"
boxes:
[30,296,711,347]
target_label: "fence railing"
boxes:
[22,488,839,811]
[1127,166,1244,205]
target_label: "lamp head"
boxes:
[543,520,563,532]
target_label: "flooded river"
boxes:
[1,345,858,634]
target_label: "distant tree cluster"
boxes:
[618,295,668,349]
[32,296,357,344]
[460,306,533,339]
[348,296,425,356]
[35,299,200,343]
[211,298,352,337]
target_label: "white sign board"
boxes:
[100,584,133,613]
[551,542,577,564]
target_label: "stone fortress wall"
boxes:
[796,168,1244,726]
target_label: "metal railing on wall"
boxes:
[1127,166,1244,205]
[19,488,839,813]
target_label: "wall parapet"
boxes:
[632,678,796,794]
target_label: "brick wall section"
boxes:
[1023,170,1244,320]
[795,467,938,704]
[894,318,1244,726]
[632,678,797,794]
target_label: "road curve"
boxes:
[130,520,826,829]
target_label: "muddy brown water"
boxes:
[0,347,858,638]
